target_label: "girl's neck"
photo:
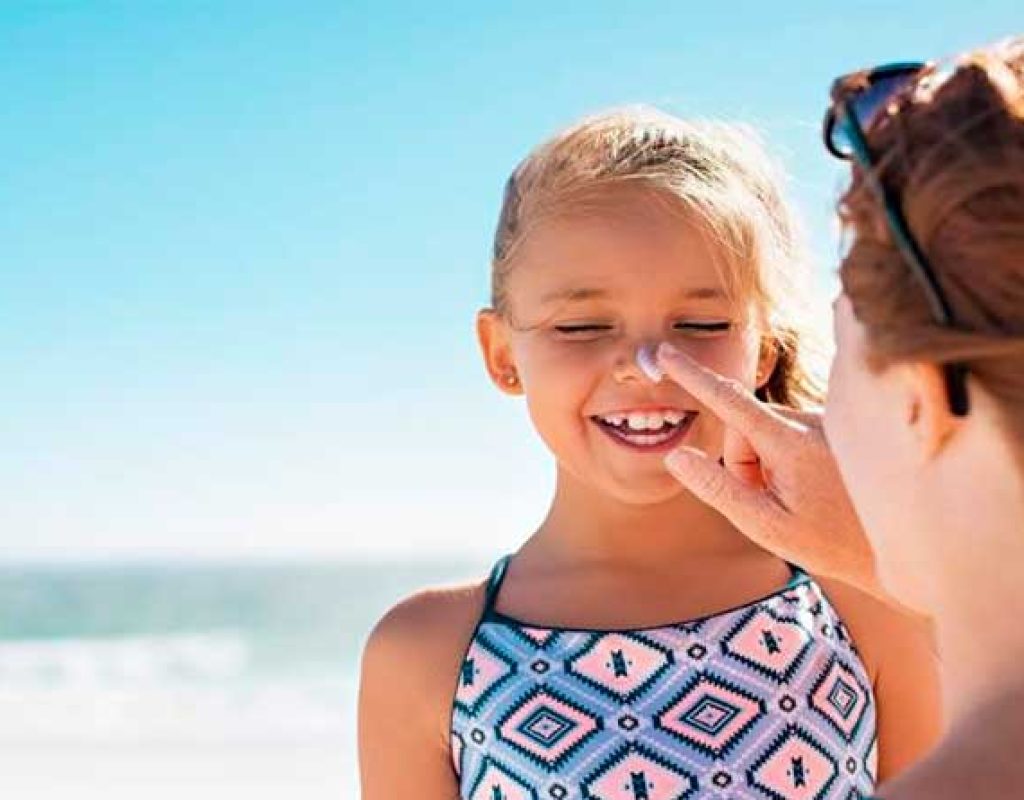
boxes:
[523,466,765,571]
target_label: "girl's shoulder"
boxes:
[363,577,489,680]
[358,578,497,794]
[360,578,490,733]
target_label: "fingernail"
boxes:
[656,341,682,363]
[636,343,664,382]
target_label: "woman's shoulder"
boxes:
[878,688,1024,800]
[811,575,937,683]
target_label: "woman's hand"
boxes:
[656,343,887,600]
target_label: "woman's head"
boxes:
[477,108,825,504]
[824,37,1024,607]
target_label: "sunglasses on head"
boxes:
[823,61,970,416]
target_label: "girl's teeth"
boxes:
[610,411,686,430]
[595,409,696,447]
[600,410,690,431]
[627,413,647,430]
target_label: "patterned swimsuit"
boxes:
[451,557,878,799]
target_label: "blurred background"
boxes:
[1,2,1018,797]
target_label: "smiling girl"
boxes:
[359,108,941,799]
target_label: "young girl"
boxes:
[359,108,941,799]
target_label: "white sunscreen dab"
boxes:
[636,343,664,382]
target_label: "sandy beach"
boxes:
[0,742,357,799]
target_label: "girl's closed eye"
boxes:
[551,321,732,340]
[552,322,615,339]
[673,320,732,336]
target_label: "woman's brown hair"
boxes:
[839,36,1024,439]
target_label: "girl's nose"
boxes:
[612,341,663,385]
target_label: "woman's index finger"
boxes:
[656,343,785,450]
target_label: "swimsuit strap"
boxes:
[785,561,809,586]
[482,555,512,615]
[479,556,805,620]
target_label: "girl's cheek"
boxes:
[513,340,606,385]
[530,338,612,369]
[674,335,755,379]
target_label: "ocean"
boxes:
[0,558,487,799]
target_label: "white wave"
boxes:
[0,631,249,686]
[0,633,358,746]
[0,678,356,745]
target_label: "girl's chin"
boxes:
[601,474,693,507]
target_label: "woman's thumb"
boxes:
[663,446,776,543]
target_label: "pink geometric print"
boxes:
[452,571,877,799]
[452,731,465,775]
[467,758,536,800]
[748,726,839,800]
[655,673,765,758]
[583,744,697,800]
[810,656,869,741]
[457,635,515,711]
[865,734,879,783]
[517,625,557,648]
[723,607,813,682]
[567,632,673,701]
[497,688,601,768]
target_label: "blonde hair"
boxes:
[839,37,1024,441]
[490,107,826,409]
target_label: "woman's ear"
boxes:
[476,308,523,395]
[901,362,960,460]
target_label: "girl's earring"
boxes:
[504,373,519,387]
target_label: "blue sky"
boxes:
[2,2,1019,560]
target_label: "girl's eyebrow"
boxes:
[678,287,727,301]
[540,286,726,304]
[540,287,609,304]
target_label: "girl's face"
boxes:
[478,189,774,506]
[824,294,936,610]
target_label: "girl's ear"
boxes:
[755,335,780,390]
[476,308,523,396]
[900,362,960,460]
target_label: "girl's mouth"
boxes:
[590,410,698,453]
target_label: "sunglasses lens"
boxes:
[829,69,920,157]
[828,115,856,158]
[852,71,917,126]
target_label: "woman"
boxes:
[656,36,1024,799]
